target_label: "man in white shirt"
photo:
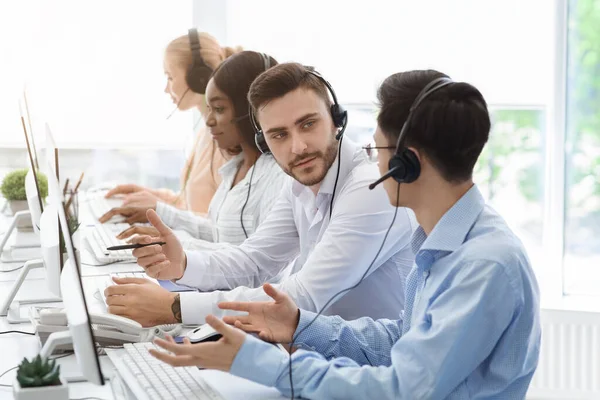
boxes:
[105,63,415,326]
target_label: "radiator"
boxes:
[527,309,600,400]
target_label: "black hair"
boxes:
[212,51,278,151]
[377,69,491,183]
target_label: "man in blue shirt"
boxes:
[149,69,541,399]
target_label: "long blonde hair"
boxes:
[165,30,242,71]
[165,30,242,203]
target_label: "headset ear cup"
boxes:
[254,131,270,154]
[186,64,212,94]
[388,154,406,183]
[330,104,347,128]
[387,149,421,184]
[400,149,420,183]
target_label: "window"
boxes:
[564,0,600,296]
[475,108,546,272]
[0,0,194,148]
[211,0,555,282]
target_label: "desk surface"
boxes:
[0,205,286,400]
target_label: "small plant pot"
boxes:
[13,376,69,400]
[9,200,34,230]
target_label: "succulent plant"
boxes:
[0,169,48,201]
[16,355,61,388]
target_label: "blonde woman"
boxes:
[103,29,240,221]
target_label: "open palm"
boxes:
[219,283,300,344]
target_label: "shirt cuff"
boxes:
[294,310,339,353]
[230,334,288,387]
[156,201,177,227]
[179,291,214,325]
[176,250,208,287]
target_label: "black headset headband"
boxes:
[393,76,454,155]
[186,28,213,94]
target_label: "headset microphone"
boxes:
[368,167,401,190]
[166,87,190,119]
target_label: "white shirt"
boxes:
[177,137,417,324]
[156,154,288,250]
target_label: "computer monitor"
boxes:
[21,101,44,231]
[0,142,62,319]
[48,162,105,386]
[45,124,67,272]
[45,123,60,203]
[0,105,44,262]
[0,122,62,319]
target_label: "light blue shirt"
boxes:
[230,185,541,399]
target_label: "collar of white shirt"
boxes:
[291,136,364,199]
[218,153,274,187]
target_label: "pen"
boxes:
[106,241,166,251]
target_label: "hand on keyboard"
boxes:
[109,342,225,400]
[122,190,160,209]
[105,184,145,198]
[131,210,186,280]
[116,225,159,241]
[149,315,245,372]
[99,206,152,224]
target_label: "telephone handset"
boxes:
[31,307,182,352]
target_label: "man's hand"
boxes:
[105,184,144,198]
[122,190,160,209]
[116,225,159,241]
[99,206,151,224]
[219,283,300,344]
[131,209,186,280]
[149,315,245,371]
[104,277,178,327]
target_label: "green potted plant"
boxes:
[13,355,68,400]
[1,169,48,229]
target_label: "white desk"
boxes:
[0,214,286,399]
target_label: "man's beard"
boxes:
[282,139,338,186]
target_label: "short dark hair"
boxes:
[248,62,332,113]
[211,51,278,149]
[377,70,490,183]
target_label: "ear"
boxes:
[407,147,421,163]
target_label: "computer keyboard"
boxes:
[108,342,224,400]
[86,223,136,263]
[96,272,159,305]
[88,192,126,223]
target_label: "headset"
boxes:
[238,52,275,239]
[369,77,454,190]
[249,67,348,220]
[287,76,453,399]
[186,28,213,94]
[165,28,213,118]
[250,67,348,154]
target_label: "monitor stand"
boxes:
[0,210,41,262]
[40,331,113,383]
[0,258,61,323]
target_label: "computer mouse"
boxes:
[186,324,222,343]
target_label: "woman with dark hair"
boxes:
[115,50,287,249]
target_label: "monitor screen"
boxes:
[20,102,44,212]
[47,161,105,386]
